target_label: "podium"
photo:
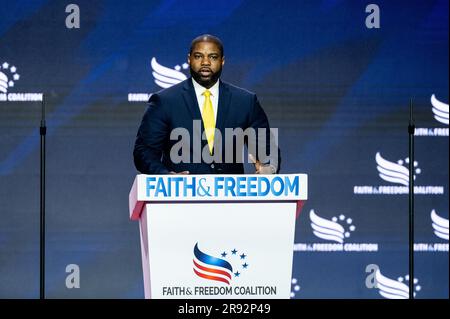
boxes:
[129,174,307,299]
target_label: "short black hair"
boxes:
[189,34,224,57]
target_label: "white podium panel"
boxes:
[129,174,307,299]
[144,202,296,299]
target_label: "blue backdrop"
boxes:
[0,0,448,298]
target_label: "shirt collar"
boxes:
[192,77,219,97]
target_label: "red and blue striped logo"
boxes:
[193,243,234,285]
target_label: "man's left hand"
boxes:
[249,154,276,174]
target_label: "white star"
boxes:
[182,63,189,69]
[174,65,181,71]
[2,62,9,69]
[10,66,16,73]
[13,74,20,80]
[8,81,14,87]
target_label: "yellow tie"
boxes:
[202,90,215,154]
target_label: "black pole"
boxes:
[40,94,46,299]
[408,98,415,299]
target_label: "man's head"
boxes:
[188,34,225,89]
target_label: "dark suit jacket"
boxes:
[133,78,280,174]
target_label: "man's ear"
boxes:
[221,56,225,66]
[187,54,191,65]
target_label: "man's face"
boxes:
[188,41,224,89]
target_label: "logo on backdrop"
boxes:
[151,57,188,88]
[376,152,420,186]
[431,209,449,240]
[293,209,378,252]
[366,265,421,299]
[353,152,444,195]
[310,209,355,243]
[128,57,189,102]
[162,242,277,297]
[0,62,19,92]
[290,277,301,299]
[414,209,449,252]
[431,94,449,125]
[414,94,449,136]
[0,61,42,102]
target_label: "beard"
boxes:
[190,66,222,89]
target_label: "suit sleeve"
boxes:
[133,94,170,174]
[247,94,281,173]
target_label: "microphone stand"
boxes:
[40,94,46,299]
[407,98,415,299]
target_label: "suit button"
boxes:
[210,164,215,169]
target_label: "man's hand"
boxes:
[169,171,190,175]
[248,154,276,174]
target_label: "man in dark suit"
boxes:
[134,34,280,175]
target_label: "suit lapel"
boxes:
[182,78,208,151]
[216,80,232,139]
[182,78,202,120]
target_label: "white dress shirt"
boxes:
[192,78,219,122]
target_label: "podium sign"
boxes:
[129,174,307,299]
